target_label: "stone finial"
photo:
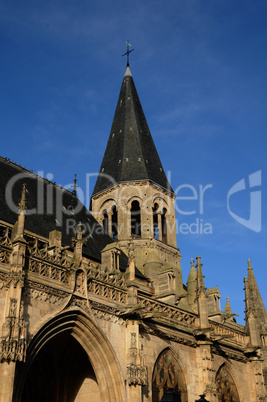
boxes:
[196,255,205,294]
[12,183,27,242]
[71,221,87,269]
[187,259,197,286]
[76,221,84,239]
[187,259,197,306]
[19,183,27,211]
[188,259,197,280]
[225,296,233,315]
[49,230,62,248]
[248,258,252,269]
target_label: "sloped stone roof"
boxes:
[0,156,114,262]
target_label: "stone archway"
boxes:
[13,308,124,402]
[152,348,188,402]
[21,331,100,401]
[215,364,240,402]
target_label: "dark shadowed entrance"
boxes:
[21,332,100,402]
[13,309,124,402]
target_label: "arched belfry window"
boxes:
[215,364,240,402]
[152,349,188,402]
[131,200,141,238]
[102,210,108,234]
[162,208,167,244]
[111,205,118,239]
[153,203,159,239]
[153,204,168,244]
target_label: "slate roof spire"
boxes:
[92,66,173,196]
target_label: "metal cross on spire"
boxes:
[71,173,79,197]
[122,41,134,67]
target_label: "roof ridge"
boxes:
[0,155,74,196]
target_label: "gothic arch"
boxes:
[215,363,240,402]
[152,348,188,402]
[13,308,125,401]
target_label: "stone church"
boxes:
[0,63,266,402]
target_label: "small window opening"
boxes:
[153,203,159,239]
[131,200,141,238]
[111,205,118,239]
[162,208,167,244]
[103,210,108,234]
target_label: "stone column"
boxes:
[0,362,16,402]
[166,213,177,248]
[196,342,215,399]
[126,321,146,402]
[157,213,162,241]
[107,211,113,237]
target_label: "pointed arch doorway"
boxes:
[21,331,100,401]
[13,309,124,402]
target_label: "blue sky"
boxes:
[1,0,267,322]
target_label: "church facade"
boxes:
[0,65,266,401]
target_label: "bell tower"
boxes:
[91,65,182,297]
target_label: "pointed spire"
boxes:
[187,259,197,305]
[195,256,209,329]
[244,259,267,346]
[92,66,173,196]
[196,255,205,294]
[124,65,132,77]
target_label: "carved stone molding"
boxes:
[90,300,126,325]
[5,270,25,288]
[69,295,91,316]
[74,270,86,296]
[0,225,12,247]
[211,345,248,363]
[127,364,147,386]
[137,296,196,326]
[0,248,11,264]
[23,280,69,304]
[0,298,27,363]
[140,322,197,347]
